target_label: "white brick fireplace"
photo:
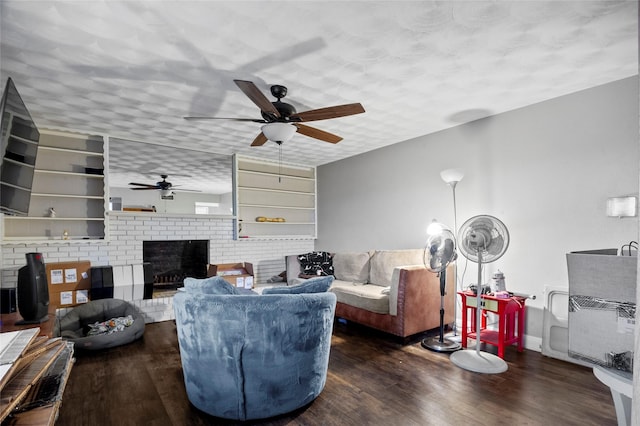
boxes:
[1,212,314,322]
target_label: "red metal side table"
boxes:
[459,291,526,359]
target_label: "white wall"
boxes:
[109,186,233,215]
[316,76,639,343]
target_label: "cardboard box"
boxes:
[566,250,636,372]
[112,265,133,301]
[207,262,254,289]
[53,290,89,307]
[46,261,92,308]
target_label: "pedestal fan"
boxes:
[449,215,510,373]
[421,222,461,352]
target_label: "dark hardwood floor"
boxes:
[57,320,617,426]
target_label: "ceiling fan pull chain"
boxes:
[278,141,283,183]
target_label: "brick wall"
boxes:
[1,212,314,322]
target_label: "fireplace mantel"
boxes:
[108,211,235,220]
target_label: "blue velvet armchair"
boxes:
[173,276,337,421]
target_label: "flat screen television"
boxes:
[0,77,40,216]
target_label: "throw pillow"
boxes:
[297,251,334,278]
[333,252,372,283]
[369,249,424,287]
[262,275,334,294]
[183,276,241,295]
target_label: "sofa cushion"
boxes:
[297,251,334,278]
[183,276,241,295]
[263,275,334,294]
[369,249,424,287]
[330,280,390,314]
[332,252,372,283]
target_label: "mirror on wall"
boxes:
[107,137,233,215]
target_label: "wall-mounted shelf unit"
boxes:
[1,130,107,243]
[234,155,316,240]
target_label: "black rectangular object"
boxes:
[90,266,114,299]
[1,287,17,313]
[143,262,153,299]
[142,240,208,284]
[17,252,49,323]
[0,78,41,216]
[91,287,113,300]
[90,266,113,288]
[143,262,153,284]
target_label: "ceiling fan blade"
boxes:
[129,182,160,188]
[292,103,365,122]
[183,116,265,122]
[234,80,280,118]
[251,132,268,146]
[295,124,343,144]
[172,188,202,193]
[130,187,160,190]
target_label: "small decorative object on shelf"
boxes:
[48,207,56,218]
[62,230,69,240]
[255,216,286,222]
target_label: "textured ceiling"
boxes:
[0,1,637,194]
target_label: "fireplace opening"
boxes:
[143,240,209,292]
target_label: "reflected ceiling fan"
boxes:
[128,174,200,196]
[185,79,365,146]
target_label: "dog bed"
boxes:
[54,298,145,350]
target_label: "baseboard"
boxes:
[524,335,542,352]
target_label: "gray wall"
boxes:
[316,76,638,343]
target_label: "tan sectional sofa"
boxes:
[286,249,454,339]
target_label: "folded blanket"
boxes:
[87,315,135,336]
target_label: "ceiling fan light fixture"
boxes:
[261,122,296,143]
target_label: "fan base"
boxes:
[421,337,461,353]
[444,330,462,343]
[450,349,508,374]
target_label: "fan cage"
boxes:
[457,215,509,263]
[423,228,457,273]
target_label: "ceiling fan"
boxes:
[128,174,200,195]
[184,79,365,146]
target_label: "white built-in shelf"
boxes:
[1,180,32,192]
[238,235,316,240]
[238,203,314,210]
[1,129,107,243]
[237,186,313,195]
[36,169,104,177]
[38,145,103,156]
[6,216,104,221]
[31,193,105,199]
[234,155,317,240]
[2,157,36,169]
